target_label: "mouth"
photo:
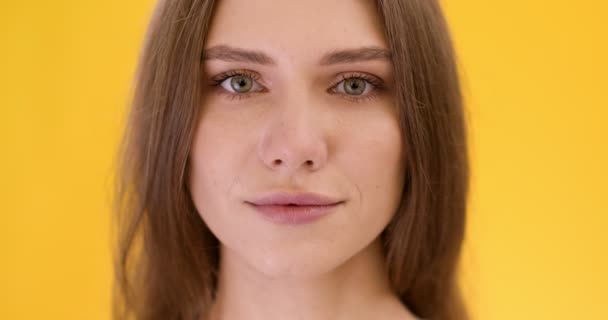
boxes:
[245,202,344,225]
[245,192,345,225]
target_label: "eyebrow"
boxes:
[202,45,275,65]
[202,45,392,66]
[319,47,392,65]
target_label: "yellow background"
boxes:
[1,0,606,319]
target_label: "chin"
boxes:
[244,245,350,280]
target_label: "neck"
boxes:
[207,238,411,320]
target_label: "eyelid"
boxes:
[209,69,267,100]
[208,70,386,102]
[210,69,265,86]
[326,72,387,103]
[328,72,386,91]
[219,75,264,94]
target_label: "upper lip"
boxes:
[247,192,344,206]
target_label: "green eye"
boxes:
[334,77,374,96]
[343,78,366,95]
[220,74,263,94]
[230,76,253,93]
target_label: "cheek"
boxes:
[190,116,233,199]
[190,99,258,193]
[188,110,251,242]
[337,109,405,232]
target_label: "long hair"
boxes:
[112,0,469,319]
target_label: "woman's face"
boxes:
[189,0,405,278]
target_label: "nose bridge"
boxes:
[257,87,328,173]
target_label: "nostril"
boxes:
[273,159,282,165]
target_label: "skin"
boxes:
[188,0,415,319]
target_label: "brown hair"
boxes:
[112,0,469,319]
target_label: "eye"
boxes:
[220,74,264,94]
[335,78,371,96]
[330,73,384,99]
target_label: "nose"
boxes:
[257,97,329,175]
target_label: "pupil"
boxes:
[231,76,252,93]
[345,79,365,95]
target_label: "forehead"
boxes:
[205,0,387,62]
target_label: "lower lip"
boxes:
[246,202,342,225]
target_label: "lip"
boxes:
[245,192,345,225]
[248,192,343,206]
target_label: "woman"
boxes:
[113,0,469,319]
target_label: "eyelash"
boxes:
[208,69,386,103]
